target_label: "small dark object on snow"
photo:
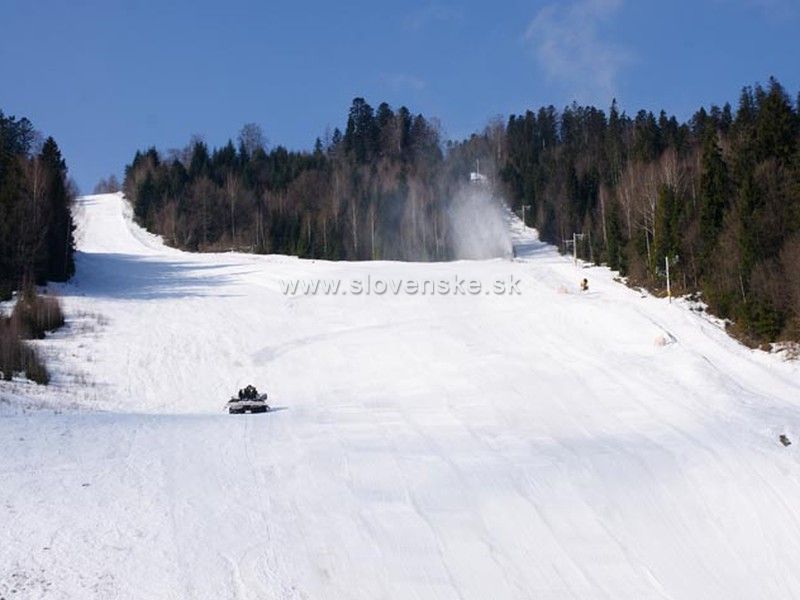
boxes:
[228,385,270,414]
[780,434,791,447]
[580,278,589,292]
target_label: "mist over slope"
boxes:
[447,186,512,259]
[2,193,800,599]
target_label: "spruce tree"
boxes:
[755,77,797,162]
[699,128,729,258]
[189,141,210,179]
[653,185,680,270]
[605,203,625,273]
[344,98,377,163]
[39,137,75,282]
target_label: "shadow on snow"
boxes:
[64,251,245,300]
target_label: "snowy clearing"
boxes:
[2,193,800,599]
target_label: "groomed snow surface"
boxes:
[2,193,800,599]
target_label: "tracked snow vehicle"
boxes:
[227,385,270,414]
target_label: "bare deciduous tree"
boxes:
[238,123,267,155]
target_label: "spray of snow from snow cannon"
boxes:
[447,185,512,260]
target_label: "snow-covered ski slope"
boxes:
[3,193,800,599]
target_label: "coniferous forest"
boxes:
[0,112,75,299]
[501,77,800,346]
[123,78,800,346]
[0,111,74,382]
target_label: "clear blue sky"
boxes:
[1,0,798,192]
